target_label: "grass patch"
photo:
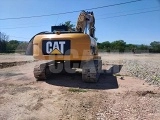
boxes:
[113,73,122,76]
[113,74,129,77]
[136,91,157,96]
[68,88,87,93]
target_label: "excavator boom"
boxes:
[76,11,95,37]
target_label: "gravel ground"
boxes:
[0,53,160,120]
[101,53,160,86]
[122,60,160,86]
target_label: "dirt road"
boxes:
[0,53,160,120]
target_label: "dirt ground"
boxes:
[0,53,160,120]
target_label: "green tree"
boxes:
[139,44,149,50]
[6,40,20,52]
[126,44,136,50]
[16,41,28,52]
[97,41,110,49]
[102,41,110,52]
[111,40,126,52]
[97,42,102,49]
[60,21,75,31]
[0,32,8,53]
[150,41,160,53]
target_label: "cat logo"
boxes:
[46,41,65,54]
[42,40,70,55]
[50,48,62,54]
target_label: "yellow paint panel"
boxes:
[33,33,99,61]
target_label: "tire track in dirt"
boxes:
[0,60,37,69]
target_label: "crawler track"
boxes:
[34,60,102,82]
[34,63,50,81]
[82,59,102,82]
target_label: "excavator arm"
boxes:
[76,11,95,38]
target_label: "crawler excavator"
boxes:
[26,11,102,82]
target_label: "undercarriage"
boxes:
[34,59,102,83]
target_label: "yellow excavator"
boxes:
[26,10,102,82]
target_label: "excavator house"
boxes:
[26,11,102,82]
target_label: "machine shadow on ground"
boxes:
[45,65,123,90]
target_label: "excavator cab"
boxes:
[51,25,68,32]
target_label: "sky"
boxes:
[0,0,160,45]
